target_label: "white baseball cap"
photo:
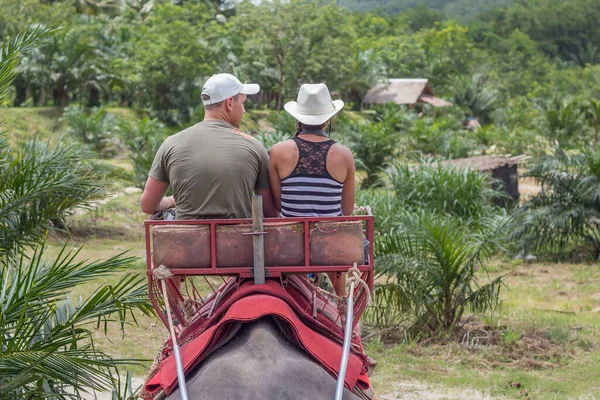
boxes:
[201,73,260,105]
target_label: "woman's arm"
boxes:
[341,147,356,216]
[268,145,283,212]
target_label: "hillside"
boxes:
[338,0,510,19]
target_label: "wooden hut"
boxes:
[362,79,452,116]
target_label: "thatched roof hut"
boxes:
[363,79,452,108]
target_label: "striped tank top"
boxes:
[280,136,343,217]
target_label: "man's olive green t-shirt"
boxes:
[149,120,270,219]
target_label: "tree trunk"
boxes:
[88,87,101,107]
[14,75,26,106]
[39,87,47,106]
[276,52,285,112]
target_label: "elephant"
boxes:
[165,317,361,400]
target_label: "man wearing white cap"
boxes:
[140,73,278,219]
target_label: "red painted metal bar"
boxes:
[210,223,217,270]
[145,215,372,226]
[160,266,371,276]
[303,220,310,267]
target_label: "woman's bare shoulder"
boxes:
[331,142,354,159]
[270,138,296,153]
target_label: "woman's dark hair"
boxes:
[294,121,328,136]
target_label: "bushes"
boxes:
[0,134,107,255]
[364,211,510,335]
[61,105,122,157]
[357,159,510,336]
[344,108,410,188]
[511,147,600,259]
[119,117,169,189]
[382,161,505,222]
[0,29,153,398]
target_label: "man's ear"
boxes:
[225,97,234,111]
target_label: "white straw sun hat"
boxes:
[284,83,344,126]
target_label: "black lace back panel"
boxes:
[280,137,343,217]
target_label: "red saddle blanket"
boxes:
[145,279,372,396]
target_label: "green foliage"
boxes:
[369,211,510,335]
[405,114,478,158]
[1,25,55,103]
[451,74,500,124]
[339,0,509,20]
[382,161,504,222]
[119,117,168,189]
[0,134,109,253]
[0,28,152,397]
[255,130,293,152]
[0,245,154,398]
[344,107,410,188]
[500,327,522,346]
[355,189,404,234]
[511,147,600,259]
[61,105,122,157]
[484,0,600,63]
[537,96,589,147]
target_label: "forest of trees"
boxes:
[0,0,599,128]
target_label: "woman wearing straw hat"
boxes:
[269,83,355,296]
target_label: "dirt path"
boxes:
[80,378,495,399]
[72,186,142,216]
[379,381,496,399]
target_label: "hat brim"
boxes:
[240,83,260,96]
[284,99,344,126]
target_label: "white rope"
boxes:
[153,265,179,347]
[153,265,188,400]
[345,263,372,306]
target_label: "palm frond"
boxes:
[0,25,55,103]
[0,244,154,397]
[370,211,510,335]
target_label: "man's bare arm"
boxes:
[140,177,175,215]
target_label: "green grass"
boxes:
[0,106,143,145]
[0,106,63,144]
[366,260,600,399]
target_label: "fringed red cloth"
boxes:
[145,278,372,396]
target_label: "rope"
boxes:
[152,264,173,280]
[152,265,180,346]
[182,298,202,321]
[345,264,372,306]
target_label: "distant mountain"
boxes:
[338,0,510,20]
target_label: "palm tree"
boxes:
[451,74,499,124]
[512,147,600,259]
[367,211,510,335]
[0,246,154,399]
[1,27,155,398]
[584,98,600,143]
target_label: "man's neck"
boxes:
[204,111,235,127]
